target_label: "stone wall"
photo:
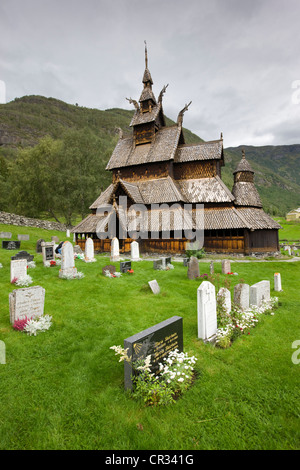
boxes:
[0,211,70,232]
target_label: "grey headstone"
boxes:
[9,286,45,324]
[221,259,231,274]
[217,287,231,314]
[17,234,29,241]
[234,283,250,311]
[187,256,200,279]
[153,259,163,270]
[250,280,270,307]
[10,259,27,283]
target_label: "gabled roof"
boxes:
[129,101,162,127]
[175,139,223,163]
[106,125,182,170]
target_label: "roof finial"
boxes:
[242,148,245,158]
[144,40,148,69]
[220,132,223,140]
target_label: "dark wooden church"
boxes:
[73,46,281,255]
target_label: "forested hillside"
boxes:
[0,95,299,224]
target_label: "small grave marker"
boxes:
[120,261,132,273]
[148,280,160,294]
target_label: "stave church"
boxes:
[72,45,281,255]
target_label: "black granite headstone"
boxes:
[123,316,183,390]
[120,261,131,273]
[45,246,54,260]
[11,251,34,262]
[2,241,21,250]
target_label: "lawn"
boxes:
[276,217,300,242]
[0,224,299,450]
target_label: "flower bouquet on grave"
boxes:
[13,315,52,336]
[127,269,134,275]
[50,260,56,267]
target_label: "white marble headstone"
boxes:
[84,237,95,262]
[10,259,27,283]
[130,241,140,261]
[274,273,282,292]
[110,237,120,261]
[59,241,77,278]
[250,280,270,307]
[197,281,217,342]
[9,286,45,324]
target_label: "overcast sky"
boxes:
[0,0,300,147]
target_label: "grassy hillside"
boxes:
[0,95,299,218]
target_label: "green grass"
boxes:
[0,225,299,450]
[276,217,300,242]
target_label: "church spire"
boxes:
[142,40,153,86]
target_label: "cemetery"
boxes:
[0,222,299,450]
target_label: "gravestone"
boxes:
[234,283,250,310]
[153,259,163,270]
[124,316,183,390]
[36,239,45,253]
[41,241,55,266]
[210,261,214,275]
[102,265,116,276]
[217,287,231,314]
[183,258,189,267]
[11,251,34,262]
[66,229,70,238]
[84,237,96,262]
[221,259,231,274]
[59,241,77,278]
[2,241,21,250]
[51,236,60,244]
[17,234,29,241]
[120,261,131,273]
[10,259,27,283]
[0,232,12,239]
[197,281,217,342]
[187,256,200,279]
[110,237,120,262]
[162,257,172,268]
[148,280,160,295]
[274,273,282,292]
[250,280,270,307]
[74,245,83,254]
[9,286,45,324]
[131,241,140,261]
